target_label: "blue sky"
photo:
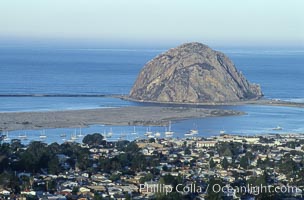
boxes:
[0,0,303,47]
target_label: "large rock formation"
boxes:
[129,42,263,103]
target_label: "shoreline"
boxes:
[0,106,244,132]
[118,95,304,108]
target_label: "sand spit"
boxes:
[0,106,243,131]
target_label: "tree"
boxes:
[157,175,183,194]
[124,142,139,153]
[221,157,229,169]
[72,186,79,195]
[296,169,304,186]
[257,158,263,167]
[20,175,31,191]
[184,147,191,155]
[0,143,11,173]
[7,173,21,194]
[162,165,169,171]
[93,193,103,200]
[48,156,60,174]
[76,149,92,171]
[217,142,241,157]
[149,138,156,143]
[247,171,267,186]
[246,172,277,200]
[124,193,131,200]
[278,154,298,177]
[206,177,223,200]
[209,159,216,169]
[0,172,11,188]
[116,140,130,150]
[110,174,121,182]
[139,173,153,184]
[82,133,104,146]
[240,156,249,169]
[19,141,49,173]
[10,139,23,151]
[223,148,233,157]
[48,142,60,154]
[45,179,57,193]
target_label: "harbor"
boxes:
[0,119,301,146]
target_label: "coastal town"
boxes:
[1,1,303,200]
[1,131,304,200]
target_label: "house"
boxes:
[243,137,260,144]
[118,184,138,193]
[196,141,216,148]
[38,194,66,200]
[0,189,10,195]
[87,185,107,193]
[108,187,123,198]
[79,187,91,194]
[61,181,78,188]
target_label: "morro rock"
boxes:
[129,42,263,103]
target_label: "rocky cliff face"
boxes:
[129,42,263,103]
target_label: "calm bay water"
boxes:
[0,45,304,143]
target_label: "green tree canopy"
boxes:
[209,159,216,169]
[221,157,229,170]
[82,133,104,146]
[184,147,191,155]
[206,177,223,200]
[240,156,249,169]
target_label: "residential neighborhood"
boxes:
[1,133,304,200]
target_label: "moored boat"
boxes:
[3,131,10,142]
[18,133,28,140]
[77,128,84,137]
[272,126,283,131]
[39,130,47,139]
[165,121,174,137]
[155,132,161,137]
[107,128,113,138]
[144,127,153,136]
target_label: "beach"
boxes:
[0,106,244,131]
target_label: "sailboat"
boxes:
[272,126,283,131]
[77,128,84,137]
[131,126,137,135]
[39,130,47,139]
[3,131,10,142]
[184,132,193,137]
[190,124,198,135]
[107,128,113,138]
[119,132,127,140]
[185,124,199,137]
[18,132,28,140]
[70,129,77,141]
[165,121,174,137]
[144,127,153,137]
[60,133,67,141]
[66,131,77,143]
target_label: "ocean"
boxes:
[0,45,304,144]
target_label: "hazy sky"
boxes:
[0,0,303,47]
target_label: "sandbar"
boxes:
[0,106,244,131]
